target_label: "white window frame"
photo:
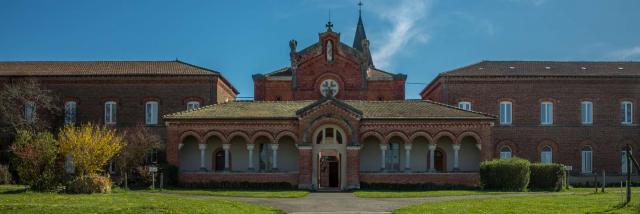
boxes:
[145,101,159,125]
[541,146,552,164]
[581,101,593,125]
[104,101,117,124]
[186,101,200,111]
[500,146,512,160]
[622,150,632,175]
[540,101,553,125]
[458,101,471,111]
[499,101,512,125]
[23,101,36,123]
[622,101,633,125]
[64,101,77,125]
[581,146,593,174]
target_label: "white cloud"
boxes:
[607,46,640,60]
[371,0,432,69]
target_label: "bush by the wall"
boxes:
[66,174,112,194]
[359,182,476,191]
[0,165,12,184]
[162,164,179,187]
[10,130,60,191]
[529,163,566,191]
[480,157,531,191]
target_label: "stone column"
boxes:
[453,144,461,171]
[428,144,436,172]
[379,144,388,171]
[247,144,255,171]
[404,144,412,172]
[178,143,184,151]
[198,144,207,171]
[223,143,231,171]
[271,144,279,170]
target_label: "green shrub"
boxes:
[67,174,112,194]
[0,164,12,184]
[529,163,566,191]
[359,182,476,191]
[480,157,531,191]
[179,181,295,190]
[10,129,60,191]
[162,164,179,187]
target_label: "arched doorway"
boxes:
[213,149,229,171]
[434,148,446,172]
[312,125,347,190]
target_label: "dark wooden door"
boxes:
[215,150,225,171]
[328,161,339,187]
[435,149,445,172]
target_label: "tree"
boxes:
[0,80,61,133]
[115,125,161,188]
[10,129,60,191]
[58,123,124,176]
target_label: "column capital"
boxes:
[476,143,482,150]
[452,144,461,151]
[379,144,388,150]
[198,144,207,150]
[178,143,184,150]
[404,143,412,150]
[271,143,279,150]
[222,143,231,150]
[428,144,437,151]
[246,144,255,150]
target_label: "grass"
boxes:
[145,187,309,198]
[395,188,640,214]
[0,185,282,213]
[354,189,522,198]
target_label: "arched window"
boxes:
[145,101,159,125]
[315,127,343,144]
[500,146,512,160]
[581,146,593,174]
[186,101,200,111]
[64,101,77,124]
[541,146,552,164]
[622,147,632,174]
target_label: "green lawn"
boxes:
[395,188,640,214]
[0,185,282,213]
[146,187,309,198]
[354,189,522,198]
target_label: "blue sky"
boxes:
[1,0,639,99]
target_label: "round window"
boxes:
[320,79,339,97]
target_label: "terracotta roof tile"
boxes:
[0,60,220,76]
[441,61,640,77]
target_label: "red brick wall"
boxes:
[360,172,480,187]
[422,76,640,175]
[180,172,299,185]
[346,148,361,189]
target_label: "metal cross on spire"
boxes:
[358,0,363,16]
[325,9,334,31]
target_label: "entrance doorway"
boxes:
[214,150,225,171]
[318,154,340,189]
[435,148,445,172]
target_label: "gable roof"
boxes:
[441,61,640,77]
[0,60,221,76]
[164,99,495,120]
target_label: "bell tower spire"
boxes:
[353,0,373,67]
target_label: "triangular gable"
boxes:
[295,96,363,118]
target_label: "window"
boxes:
[320,79,339,97]
[104,101,117,124]
[64,155,75,173]
[581,101,593,125]
[581,146,593,174]
[315,127,343,144]
[23,101,36,123]
[540,102,553,125]
[500,146,512,160]
[386,143,401,171]
[622,149,632,174]
[499,101,512,125]
[541,146,552,164]
[186,101,200,111]
[64,101,77,124]
[145,101,159,125]
[458,101,471,111]
[622,101,633,125]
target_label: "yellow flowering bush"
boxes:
[58,123,124,176]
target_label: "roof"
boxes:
[440,61,640,77]
[0,60,221,76]
[353,13,373,66]
[164,99,495,120]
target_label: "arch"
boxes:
[457,131,482,145]
[409,131,433,144]
[227,131,250,143]
[536,140,559,154]
[180,130,202,144]
[275,131,297,143]
[361,131,384,143]
[313,124,346,145]
[251,131,275,144]
[384,131,410,144]
[305,116,354,144]
[434,131,456,144]
[203,130,226,144]
[495,140,518,157]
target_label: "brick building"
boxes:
[164,14,495,190]
[0,60,237,145]
[421,61,640,176]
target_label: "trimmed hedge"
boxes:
[480,157,530,191]
[360,182,475,191]
[529,163,566,191]
[179,181,295,190]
